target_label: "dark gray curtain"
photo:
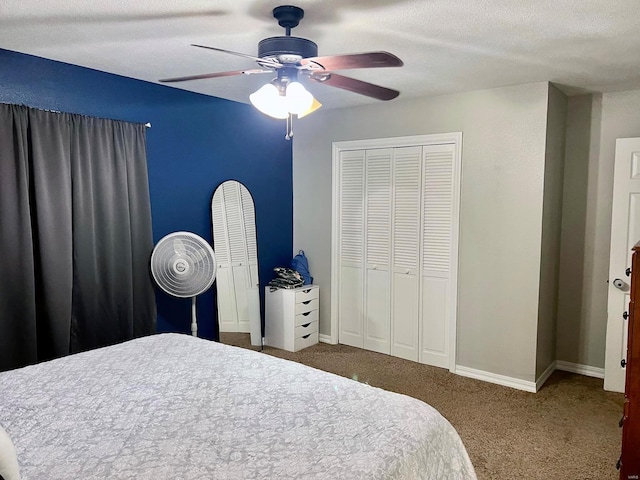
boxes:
[0,104,156,371]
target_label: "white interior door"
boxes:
[604,137,640,392]
[391,146,422,361]
[338,150,365,348]
[420,143,457,369]
[364,149,392,354]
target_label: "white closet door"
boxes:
[338,150,365,348]
[420,144,456,368]
[391,146,422,361]
[364,148,392,354]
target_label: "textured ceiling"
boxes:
[1,0,639,110]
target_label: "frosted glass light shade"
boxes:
[249,84,289,119]
[250,81,318,119]
[285,82,314,115]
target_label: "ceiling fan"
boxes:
[160,5,403,126]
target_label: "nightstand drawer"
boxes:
[295,287,319,303]
[295,309,318,327]
[295,320,318,338]
[295,298,318,315]
[294,331,319,351]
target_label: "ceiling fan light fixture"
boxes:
[249,83,289,119]
[285,81,314,115]
[250,80,319,119]
[160,6,403,124]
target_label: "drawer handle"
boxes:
[301,311,311,316]
[302,334,311,339]
[301,323,311,328]
[302,300,311,305]
[303,289,311,293]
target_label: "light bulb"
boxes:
[285,82,314,116]
[249,83,289,119]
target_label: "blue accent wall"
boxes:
[0,48,293,340]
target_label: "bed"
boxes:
[0,333,476,479]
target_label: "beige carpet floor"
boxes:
[221,333,624,480]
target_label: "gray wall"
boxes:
[556,89,640,368]
[556,94,602,367]
[293,82,551,382]
[536,84,567,379]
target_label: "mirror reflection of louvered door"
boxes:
[212,181,258,333]
[335,134,460,369]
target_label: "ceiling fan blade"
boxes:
[309,73,399,101]
[302,51,403,71]
[191,44,281,67]
[160,69,269,83]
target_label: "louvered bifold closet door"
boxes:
[338,150,366,348]
[420,144,456,368]
[364,148,393,354]
[391,146,422,361]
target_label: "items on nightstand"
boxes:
[264,285,319,352]
[291,250,313,285]
[267,267,304,290]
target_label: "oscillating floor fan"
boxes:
[151,232,217,337]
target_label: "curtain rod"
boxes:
[1,103,151,128]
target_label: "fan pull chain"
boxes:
[285,113,293,140]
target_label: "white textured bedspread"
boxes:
[0,333,476,479]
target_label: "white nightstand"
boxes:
[264,285,319,352]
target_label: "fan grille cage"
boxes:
[151,232,216,298]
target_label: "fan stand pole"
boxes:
[191,297,198,337]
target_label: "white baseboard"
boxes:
[317,340,603,388]
[455,365,537,393]
[555,360,604,379]
[536,361,556,391]
[319,334,335,344]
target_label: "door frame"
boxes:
[330,132,462,371]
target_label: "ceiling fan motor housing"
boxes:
[258,36,318,62]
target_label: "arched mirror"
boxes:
[211,180,261,346]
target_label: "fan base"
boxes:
[258,36,318,62]
[273,5,304,29]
